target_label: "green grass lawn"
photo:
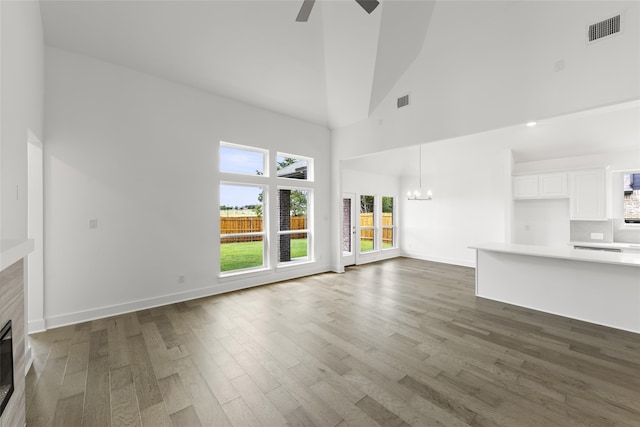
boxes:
[221,239,308,272]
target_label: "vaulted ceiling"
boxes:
[40,0,436,129]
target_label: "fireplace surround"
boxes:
[0,320,13,417]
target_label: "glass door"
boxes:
[341,193,356,267]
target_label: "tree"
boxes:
[382,196,393,213]
[360,195,374,213]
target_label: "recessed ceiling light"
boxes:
[526,121,537,127]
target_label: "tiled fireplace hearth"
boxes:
[0,320,14,417]
[0,255,27,427]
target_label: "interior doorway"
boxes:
[27,130,44,333]
[341,193,356,267]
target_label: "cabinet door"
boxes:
[569,169,606,220]
[539,173,567,198]
[513,175,539,199]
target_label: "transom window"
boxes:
[220,142,268,176]
[276,154,313,181]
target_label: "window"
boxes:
[219,142,314,274]
[382,196,395,249]
[220,142,268,176]
[278,188,310,263]
[220,184,266,273]
[276,154,313,181]
[360,195,375,252]
[623,173,640,224]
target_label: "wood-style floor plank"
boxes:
[26,258,640,426]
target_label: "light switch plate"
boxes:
[590,232,604,240]
[89,219,98,229]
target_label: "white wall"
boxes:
[512,199,570,247]
[27,134,45,332]
[341,168,401,264]
[399,139,512,267]
[44,47,332,328]
[1,1,44,240]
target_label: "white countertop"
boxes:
[569,241,640,250]
[470,242,640,267]
[1,239,34,271]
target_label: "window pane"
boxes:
[220,184,265,272]
[276,155,311,180]
[382,228,394,249]
[360,195,375,252]
[360,229,375,253]
[382,196,394,224]
[280,232,308,262]
[278,189,308,231]
[220,144,266,176]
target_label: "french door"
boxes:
[341,193,356,267]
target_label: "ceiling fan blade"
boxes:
[296,0,316,22]
[355,0,380,14]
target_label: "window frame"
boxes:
[219,182,269,275]
[622,171,640,227]
[219,142,316,276]
[220,141,269,177]
[359,194,376,253]
[276,185,313,266]
[276,153,314,182]
[381,196,396,250]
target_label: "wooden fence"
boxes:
[360,213,393,244]
[220,216,307,243]
[220,214,393,244]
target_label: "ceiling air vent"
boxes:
[397,94,410,109]
[588,14,621,43]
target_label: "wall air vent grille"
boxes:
[397,94,410,109]
[588,14,621,42]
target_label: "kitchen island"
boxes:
[470,242,640,334]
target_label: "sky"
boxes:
[220,184,263,208]
[219,145,307,208]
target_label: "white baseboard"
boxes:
[28,319,46,334]
[401,251,476,268]
[44,264,332,330]
[355,249,401,266]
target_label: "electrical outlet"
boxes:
[590,232,604,240]
[89,219,98,229]
[178,275,185,284]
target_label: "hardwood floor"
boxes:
[25,258,640,426]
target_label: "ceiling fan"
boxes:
[296,0,380,22]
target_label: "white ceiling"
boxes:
[40,0,434,129]
[343,101,640,176]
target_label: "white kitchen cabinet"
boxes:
[569,168,606,220]
[513,175,539,199]
[539,173,567,198]
[513,172,567,199]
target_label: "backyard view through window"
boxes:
[219,142,314,273]
[360,195,375,252]
[278,188,310,262]
[382,196,394,249]
[220,184,265,272]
